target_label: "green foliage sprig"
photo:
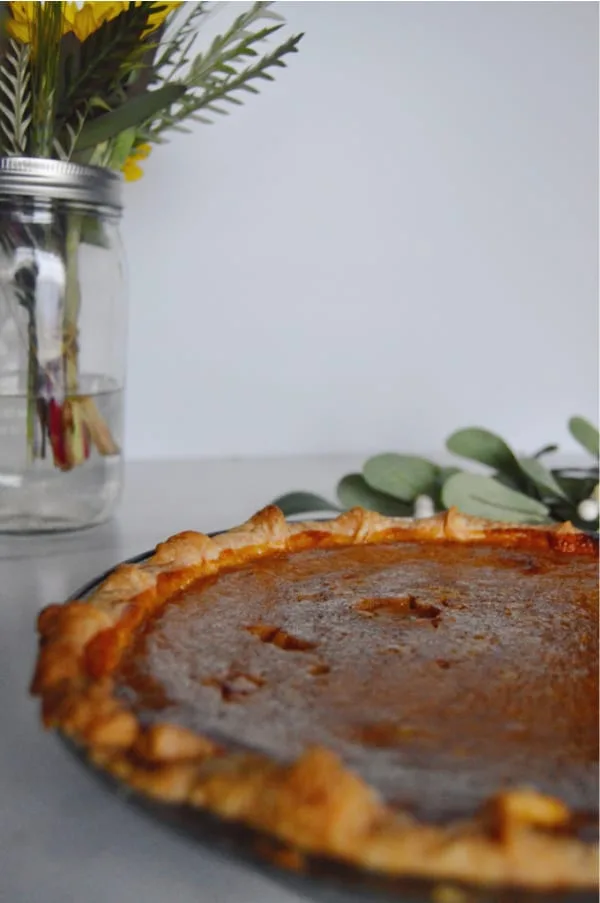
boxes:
[274,417,600,532]
[139,3,302,144]
[0,38,30,155]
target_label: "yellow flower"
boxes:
[122,143,151,182]
[7,2,181,44]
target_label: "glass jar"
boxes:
[0,158,126,532]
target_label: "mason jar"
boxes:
[0,158,126,532]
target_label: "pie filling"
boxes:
[114,541,598,826]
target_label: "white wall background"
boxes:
[121,0,598,461]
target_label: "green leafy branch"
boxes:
[274,418,600,532]
[152,2,210,85]
[141,30,302,140]
[137,2,302,144]
[0,38,31,155]
[0,1,302,168]
[70,1,301,153]
[186,2,284,87]
[74,82,185,152]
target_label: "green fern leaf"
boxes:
[0,40,32,156]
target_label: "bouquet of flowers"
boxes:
[0,1,302,470]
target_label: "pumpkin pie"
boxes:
[31,506,599,890]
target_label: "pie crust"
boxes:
[31,506,599,890]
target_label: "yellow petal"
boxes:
[145,1,182,32]
[6,18,31,42]
[122,160,143,182]
[8,1,34,23]
[7,1,35,42]
[70,6,102,42]
[8,1,76,40]
[66,3,125,41]
[133,143,151,160]
[61,3,79,33]
[122,145,151,182]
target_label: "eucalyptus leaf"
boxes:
[430,466,461,511]
[337,474,413,516]
[438,466,461,483]
[568,417,599,458]
[363,454,438,502]
[492,471,521,490]
[272,492,340,518]
[532,444,559,460]
[442,473,550,524]
[518,457,569,501]
[75,83,185,150]
[446,428,527,489]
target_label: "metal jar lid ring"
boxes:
[0,157,123,210]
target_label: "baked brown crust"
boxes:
[31,506,598,889]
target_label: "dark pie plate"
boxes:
[54,546,597,903]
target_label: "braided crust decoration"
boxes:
[31,506,598,889]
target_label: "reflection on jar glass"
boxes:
[0,157,127,532]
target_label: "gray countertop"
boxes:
[0,455,363,903]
